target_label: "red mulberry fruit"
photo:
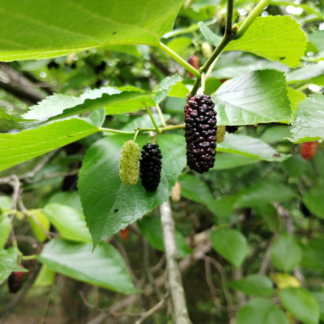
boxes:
[8,265,25,293]
[140,143,162,191]
[188,55,199,78]
[185,94,217,173]
[226,126,239,133]
[301,141,318,160]
[120,227,129,240]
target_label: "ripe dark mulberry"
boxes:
[185,94,217,173]
[226,126,239,133]
[8,265,24,293]
[140,143,162,191]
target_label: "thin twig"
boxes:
[39,285,52,324]
[86,230,212,324]
[135,294,169,324]
[204,256,235,319]
[259,234,278,275]
[18,196,58,238]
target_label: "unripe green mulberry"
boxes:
[119,140,140,186]
[201,42,213,58]
[217,126,226,143]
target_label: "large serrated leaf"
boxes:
[0,248,28,273]
[213,70,292,125]
[179,174,214,204]
[37,238,136,294]
[78,134,186,245]
[271,232,302,271]
[0,119,99,172]
[0,0,185,61]
[217,134,290,162]
[289,93,324,143]
[234,181,296,208]
[210,228,248,268]
[280,287,319,324]
[237,298,289,324]
[226,16,307,68]
[211,153,260,170]
[228,274,275,297]
[43,203,92,243]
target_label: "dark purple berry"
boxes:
[184,95,217,173]
[8,265,24,293]
[300,202,311,218]
[226,126,239,133]
[139,143,162,191]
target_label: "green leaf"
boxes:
[0,196,13,211]
[226,16,307,68]
[213,70,292,125]
[43,203,92,243]
[229,274,275,297]
[210,228,248,268]
[23,88,121,122]
[179,174,214,204]
[0,248,28,273]
[105,45,141,58]
[280,287,319,324]
[0,0,185,61]
[289,93,324,143]
[137,217,192,258]
[0,119,99,172]
[311,292,324,322]
[34,265,55,287]
[28,209,50,243]
[260,126,292,144]
[120,114,171,132]
[0,248,20,284]
[154,75,183,104]
[162,19,216,39]
[217,134,290,162]
[207,195,237,218]
[78,134,186,245]
[198,22,221,47]
[253,204,280,233]
[168,82,189,98]
[48,191,83,213]
[37,238,136,294]
[0,215,10,248]
[301,238,324,269]
[287,87,306,114]
[236,298,289,324]
[166,37,193,56]
[271,232,302,271]
[211,153,260,170]
[308,30,324,52]
[234,181,296,209]
[83,108,106,128]
[303,186,324,218]
[286,65,324,83]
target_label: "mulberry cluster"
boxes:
[185,95,217,173]
[8,265,24,293]
[140,143,162,191]
[119,140,141,186]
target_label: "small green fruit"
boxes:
[119,140,141,186]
